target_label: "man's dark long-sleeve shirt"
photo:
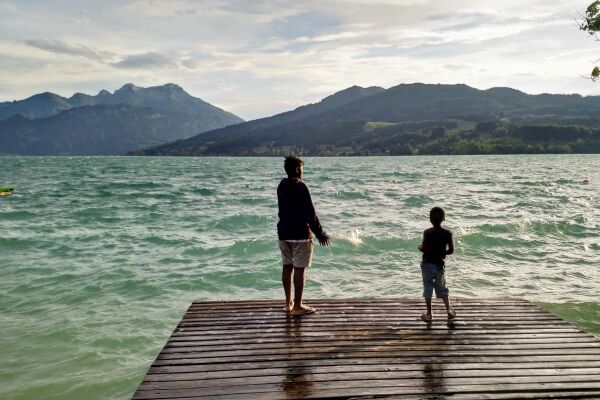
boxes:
[277,178,325,241]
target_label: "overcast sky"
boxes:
[0,0,597,120]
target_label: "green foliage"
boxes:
[136,117,600,156]
[363,121,400,133]
[580,2,600,79]
[592,66,600,81]
[581,1,600,32]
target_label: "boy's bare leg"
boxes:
[441,296,450,310]
[424,297,432,319]
[282,265,294,311]
[441,296,456,318]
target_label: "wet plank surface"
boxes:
[133,299,600,399]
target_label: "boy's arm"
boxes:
[418,232,426,252]
[446,232,454,255]
[302,183,330,246]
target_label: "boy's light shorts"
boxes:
[279,240,313,268]
[421,261,449,298]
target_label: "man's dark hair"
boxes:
[430,207,445,224]
[284,156,303,177]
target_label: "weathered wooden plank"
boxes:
[148,355,600,373]
[187,298,530,305]
[169,327,584,339]
[159,341,600,357]
[179,314,560,324]
[175,320,572,331]
[133,379,600,399]
[173,325,577,337]
[162,337,600,354]
[166,332,594,345]
[139,367,600,389]
[186,306,556,320]
[132,299,600,400]
[149,389,600,400]
[153,348,600,366]
[154,392,600,400]
[145,362,600,381]
[185,303,540,311]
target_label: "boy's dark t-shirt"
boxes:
[277,178,325,241]
[422,226,453,266]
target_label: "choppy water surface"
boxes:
[1,155,599,399]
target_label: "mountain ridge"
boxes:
[0,83,244,155]
[131,82,600,156]
[0,103,237,156]
[0,83,243,124]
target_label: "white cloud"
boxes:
[0,0,597,119]
[112,52,175,69]
[24,39,114,61]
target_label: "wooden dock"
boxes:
[133,299,600,399]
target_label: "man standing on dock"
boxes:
[277,156,330,315]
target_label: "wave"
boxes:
[403,195,433,208]
[334,190,371,200]
[330,230,420,252]
[0,237,45,250]
[0,210,37,220]
[100,181,167,190]
[213,214,273,232]
[184,238,275,257]
[460,218,593,239]
[190,187,215,196]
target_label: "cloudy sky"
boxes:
[0,0,597,120]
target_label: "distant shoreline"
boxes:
[3,152,600,158]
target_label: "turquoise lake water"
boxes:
[1,155,599,399]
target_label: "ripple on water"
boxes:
[190,187,215,196]
[334,190,371,200]
[403,195,432,207]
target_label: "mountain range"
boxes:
[0,83,243,155]
[132,83,600,156]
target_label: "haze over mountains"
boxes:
[0,83,243,155]
[134,83,600,156]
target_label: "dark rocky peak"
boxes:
[161,83,184,91]
[115,83,141,94]
[26,91,66,102]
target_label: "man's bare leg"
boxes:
[291,267,316,313]
[292,267,305,310]
[282,265,294,312]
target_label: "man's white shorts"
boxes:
[279,240,313,268]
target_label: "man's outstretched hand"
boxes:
[318,233,331,246]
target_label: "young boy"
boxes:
[418,206,456,322]
[277,156,330,315]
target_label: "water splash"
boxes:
[341,228,364,246]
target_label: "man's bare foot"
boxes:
[283,301,294,313]
[291,305,317,315]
